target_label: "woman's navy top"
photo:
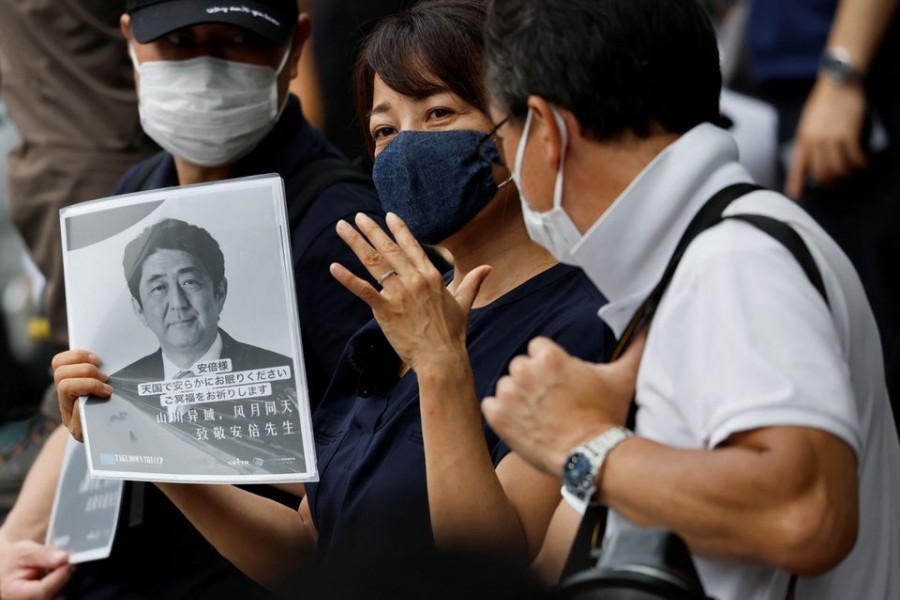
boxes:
[306,264,615,568]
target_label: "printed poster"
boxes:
[60,175,317,483]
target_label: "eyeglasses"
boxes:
[475,116,510,167]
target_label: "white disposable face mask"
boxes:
[131,42,292,167]
[512,106,583,264]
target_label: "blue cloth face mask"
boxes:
[372,130,502,245]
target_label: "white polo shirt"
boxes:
[570,123,900,599]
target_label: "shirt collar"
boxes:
[569,123,753,337]
[161,332,223,380]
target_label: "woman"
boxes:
[54,0,613,593]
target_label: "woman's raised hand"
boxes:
[330,212,490,374]
[51,349,112,442]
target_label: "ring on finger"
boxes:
[377,269,398,286]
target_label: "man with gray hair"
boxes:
[479,0,900,598]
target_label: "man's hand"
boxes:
[0,539,71,600]
[52,349,112,442]
[785,78,868,199]
[482,331,646,477]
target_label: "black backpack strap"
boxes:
[724,213,828,305]
[285,157,373,231]
[560,504,608,579]
[118,150,168,194]
[611,182,830,362]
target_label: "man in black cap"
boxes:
[0,2,383,598]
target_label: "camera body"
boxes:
[557,529,712,600]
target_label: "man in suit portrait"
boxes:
[114,217,290,394]
[85,218,305,477]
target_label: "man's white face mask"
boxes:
[130,41,292,167]
[511,106,583,264]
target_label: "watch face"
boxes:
[563,451,595,496]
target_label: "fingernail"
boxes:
[103,383,114,395]
[336,220,349,233]
[88,352,101,364]
[52,550,67,562]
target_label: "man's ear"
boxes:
[527,96,575,172]
[131,296,148,328]
[288,13,312,80]
[120,13,132,41]
[215,278,228,314]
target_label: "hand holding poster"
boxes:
[60,175,317,483]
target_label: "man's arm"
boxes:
[600,426,858,575]
[484,338,858,577]
[786,0,900,197]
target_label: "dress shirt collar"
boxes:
[568,123,753,337]
[161,331,223,380]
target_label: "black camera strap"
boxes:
[561,182,828,594]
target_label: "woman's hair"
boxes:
[354,0,488,157]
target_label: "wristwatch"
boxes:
[820,47,864,85]
[561,427,633,512]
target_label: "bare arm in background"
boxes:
[786,0,900,198]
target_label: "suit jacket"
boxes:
[111,329,292,388]
[86,329,307,478]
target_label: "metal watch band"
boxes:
[821,47,864,85]
[582,426,634,460]
[563,426,634,501]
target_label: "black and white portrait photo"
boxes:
[60,175,316,483]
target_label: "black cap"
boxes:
[125,0,298,45]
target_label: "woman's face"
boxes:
[368,74,493,157]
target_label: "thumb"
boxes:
[610,327,647,378]
[71,400,84,443]
[453,265,492,313]
[20,545,69,570]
